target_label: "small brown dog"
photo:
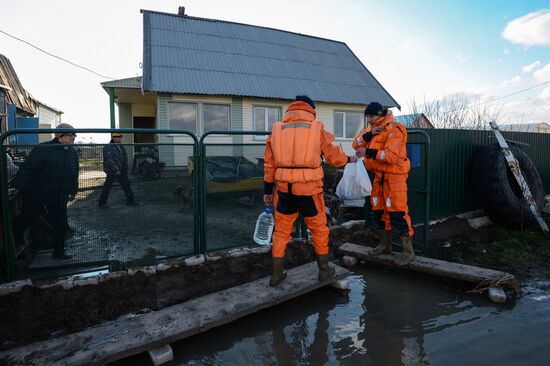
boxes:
[173,185,193,211]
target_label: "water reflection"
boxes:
[114,266,550,366]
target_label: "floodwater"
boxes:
[115,265,550,366]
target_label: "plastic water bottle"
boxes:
[253,207,274,245]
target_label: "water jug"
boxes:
[253,207,274,245]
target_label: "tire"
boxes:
[471,143,545,228]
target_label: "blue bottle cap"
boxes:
[264,206,273,214]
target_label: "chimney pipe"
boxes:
[178,6,185,16]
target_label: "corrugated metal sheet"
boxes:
[141,11,399,108]
[0,54,36,115]
[407,129,550,223]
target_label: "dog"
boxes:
[173,185,194,212]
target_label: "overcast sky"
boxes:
[1,0,549,142]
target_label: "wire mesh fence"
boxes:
[2,130,198,280]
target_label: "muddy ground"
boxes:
[331,215,550,281]
[6,201,550,351]
[1,242,316,350]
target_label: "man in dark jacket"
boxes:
[12,123,79,259]
[98,133,136,208]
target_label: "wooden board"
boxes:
[0,262,348,366]
[338,242,516,284]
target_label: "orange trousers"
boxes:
[370,173,414,237]
[272,190,329,258]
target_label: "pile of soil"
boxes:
[329,216,550,281]
[0,242,315,350]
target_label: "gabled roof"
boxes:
[394,113,422,127]
[0,54,36,115]
[140,10,399,108]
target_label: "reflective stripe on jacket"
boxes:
[264,101,348,195]
[271,119,323,183]
[352,114,410,174]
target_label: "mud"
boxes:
[0,242,315,350]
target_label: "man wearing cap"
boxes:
[353,102,415,265]
[98,133,136,208]
[263,95,358,286]
[12,123,79,259]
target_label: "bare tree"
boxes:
[407,95,503,130]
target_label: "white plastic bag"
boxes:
[335,160,372,200]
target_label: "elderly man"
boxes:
[12,123,79,259]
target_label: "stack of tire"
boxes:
[471,143,545,228]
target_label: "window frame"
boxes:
[167,101,198,135]
[333,110,364,140]
[202,103,231,133]
[252,105,281,140]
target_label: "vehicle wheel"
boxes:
[470,144,544,227]
[471,143,544,228]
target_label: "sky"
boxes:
[1,0,549,142]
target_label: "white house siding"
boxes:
[117,103,134,161]
[37,105,61,142]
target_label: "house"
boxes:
[102,7,399,167]
[393,113,434,129]
[499,122,550,134]
[0,54,63,144]
[35,100,64,142]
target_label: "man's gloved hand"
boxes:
[365,149,378,159]
[348,156,358,163]
[355,147,366,158]
[264,194,273,205]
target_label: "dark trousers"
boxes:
[14,193,68,254]
[98,174,135,205]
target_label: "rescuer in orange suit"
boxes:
[263,95,358,287]
[353,102,415,266]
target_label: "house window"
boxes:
[254,106,280,138]
[169,102,197,133]
[203,104,230,132]
[334,111,363,139]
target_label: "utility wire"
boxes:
[415,79,550,118]
[0,29,115,80]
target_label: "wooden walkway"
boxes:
[0,262,348,366]
[338,242,517,285]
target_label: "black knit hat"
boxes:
[295,95,316,109]
[364,102,385,116]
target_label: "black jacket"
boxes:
[103,142,128,175]
[11,138,79,197]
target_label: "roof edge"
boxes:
[139,9,347,46]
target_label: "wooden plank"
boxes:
[0,262,348,366]
[338,242,515,284]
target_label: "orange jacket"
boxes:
[352,114,410,175]
[264,101,349,195]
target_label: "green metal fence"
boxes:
[1,128,198,282]
[1,126,547,283]
[408,129,550,222]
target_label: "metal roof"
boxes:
[141,10,399,108]
[394,113,422,127]
[101,77,142,90]
[0,54,36,115]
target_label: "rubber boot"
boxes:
[395,236,415,266]
[371,230,393,256]
[269,257,287,287]
[317,254,336,282]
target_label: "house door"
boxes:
[133,117,155,150]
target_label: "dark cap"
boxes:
[295,95,316,109]
[364,102,385,116]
